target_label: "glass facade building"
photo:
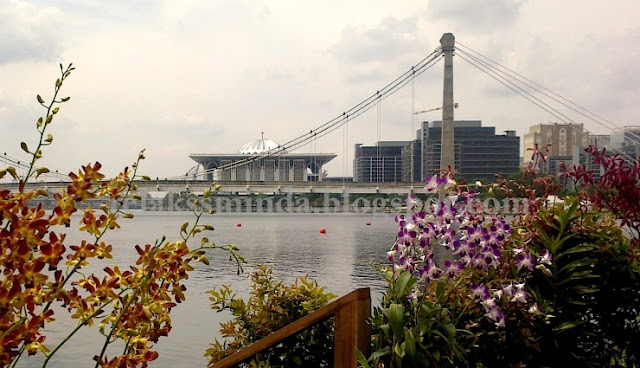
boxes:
[402,120,520,182]
[353,141,410,182]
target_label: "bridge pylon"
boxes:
[440,33,455,174]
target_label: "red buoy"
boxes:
[236,222,242,227]
[319,227,326,234]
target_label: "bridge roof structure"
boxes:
[189,135,336,168]
[189,152,337,167]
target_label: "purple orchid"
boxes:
[471,284,490,300]
[538,249,552,265]
[424,175,440,193]
[511,289,529,304]
[444,260,464,278]
[516,253,536,271]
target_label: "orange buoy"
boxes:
[366,221,371,226]
[236,222,242,227]
[319,227,326,234]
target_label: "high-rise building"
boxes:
[401,140,422,182]
[523,123,589,177]
[353,141,410,182]
[404,120,520,182]
[523,123,587,159]
[605,126,640,163]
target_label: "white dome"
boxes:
[237,137,285,154]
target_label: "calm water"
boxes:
[19,212,398,367]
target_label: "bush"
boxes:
[206,265,336,367]
[365,159,640,367]
[0,64,243,367]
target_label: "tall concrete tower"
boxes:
[440,33,455,173]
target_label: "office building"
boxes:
[403,120,520,182]
[353,141,410,182]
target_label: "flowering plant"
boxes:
[0,65,243,367]
[561,145,640,263]
[206,265,335,367]
[363,173,553,367]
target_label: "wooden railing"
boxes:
[212,288,371,368]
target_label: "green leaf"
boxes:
[20,142,29,154]
[379,323,391,338]
[416,319,430,337]
[554,232,578,251]
[557,245,594,259]
[393,342,405,359]
[559,258,597,274]
[554,321,582,332]
[395,270,413,297]
[404,329,417,358]
[180,221,189,234]
[558,271,599,285]
[36,167,50,178]
[37,94,44,104]
[570,286,599,294]
[6,166,18,179]
[356,349,372,368]
[370,346,391,361]
[435,280,446,301]
[385,303,405,338]
[61,96,71,102]
[444,323,456,338]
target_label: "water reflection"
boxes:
[20,212,396,367]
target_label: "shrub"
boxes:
[363,174,551,367]
[0,64,243,367]
[366,157,640,367]
[206,265,336,367]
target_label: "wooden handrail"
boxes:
[212,287,371,368]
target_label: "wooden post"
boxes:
[212,288,371,368]
[334,288,371,367]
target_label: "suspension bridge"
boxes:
[2,33,638,198]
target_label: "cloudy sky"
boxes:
[1,0,639,179]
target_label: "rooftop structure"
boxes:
[190,135,336,182]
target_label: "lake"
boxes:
[18,212,398,367]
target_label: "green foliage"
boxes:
[205,266,336,367]
[521,199,640,367]
[367,268,473,368]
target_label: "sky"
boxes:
[1,0,639,179]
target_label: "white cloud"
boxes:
[0,0,66,63]
[427,0,525,32]
[0,0,639,178]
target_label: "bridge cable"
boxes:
[456,49,637,164]
[457,51,637,165]
[411,73,416,183]
[179,48,444,180]
[377,96,381,183]
[457,42,640,144]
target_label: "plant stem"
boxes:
[0,317,26,341]
[94,294,134,368]
[24,66,70,182]
[42,289,129,367]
